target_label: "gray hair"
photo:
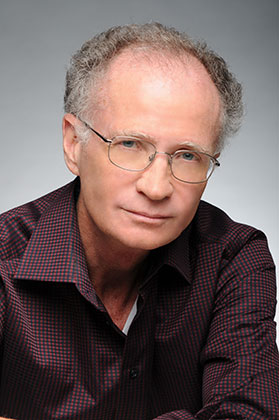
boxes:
[64,22,243,151]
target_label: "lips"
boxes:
[123,209,171,220]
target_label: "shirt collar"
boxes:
[15,179,88,284]
[164,226,192,283]
[15,178,192,285]
[143,224,193,286]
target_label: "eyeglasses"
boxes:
[78,118,220,184]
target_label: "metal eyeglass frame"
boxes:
[77,117,220,184]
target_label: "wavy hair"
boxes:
[64,22,243,150]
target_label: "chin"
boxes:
[120,232,179,251]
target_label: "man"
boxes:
[0,22,278,420]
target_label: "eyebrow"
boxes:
[110,130,151,140]
[177,141,209,154]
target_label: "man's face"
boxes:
[63,53,221,253]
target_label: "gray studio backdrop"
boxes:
[1,0,278,339]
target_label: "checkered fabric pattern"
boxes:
[0,179,278,420]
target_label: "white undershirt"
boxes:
[122,296,138,335]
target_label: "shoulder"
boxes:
[0,181,75,262]
[191,200,275,272]
[194,200,263,244]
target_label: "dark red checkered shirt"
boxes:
[0,179,278,420]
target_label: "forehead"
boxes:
[100,48,219,98]
[91,50,221,151]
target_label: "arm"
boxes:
[154,232,279,419]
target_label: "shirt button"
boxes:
[129,368,139,379]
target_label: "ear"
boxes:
[62,114,81,176]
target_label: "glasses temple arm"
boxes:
[79,118,112,144]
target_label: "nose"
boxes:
[136,153,174,200]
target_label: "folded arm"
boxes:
[154,233,279,419]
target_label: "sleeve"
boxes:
[153,231,279,420]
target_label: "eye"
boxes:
[174,150,202,164]
[115,138,148,152]
[113,137,155,155]
[181,152,195,161]
[179,151,200,161]
[121,140,137,148]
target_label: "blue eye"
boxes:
[121,140,137,148]
[181,152,195,161]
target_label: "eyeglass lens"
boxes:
[108,138,215,183]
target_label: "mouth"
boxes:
[123,209,171,222]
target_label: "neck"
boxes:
[76,196,151,329]
[77,198,149,300]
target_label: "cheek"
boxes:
[78,153,132,215]
[78,146,112,191]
